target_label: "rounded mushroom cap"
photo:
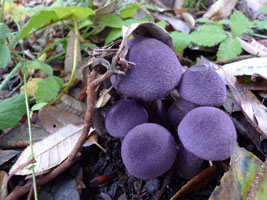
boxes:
[113,37,182,101]
[178,64,226,107]
[105,99,148,138]
[178,107,237,161]
[168,98,197,128]
[177,146,203,179]
[121,123,177,180]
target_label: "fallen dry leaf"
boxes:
[95,88,112,108]
[171,166,216,200]
[0,150,19,166]
[39,105,83,133]
[237,37,267,57]
[9,124,94,176]
[203,0,238,20]
[0,171,8,200]
[209,146,265,200]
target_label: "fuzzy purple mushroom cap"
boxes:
[178,64,226,107]
[168,98,197,128]
[178,107,237,161]
[113,37,182,101]
[105,99,148,138]
[121,123,177,180]
[177,146,203,179]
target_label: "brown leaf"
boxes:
[237,37,267,57]
[95,88,111,108]
[55,94,86,118]
[0,171,8,200]
[39,105,83,133]
[0,150,19,166]
[203,0,239,20]
[171,166,216,200]
[64,32,82,81]
[95,0,118,20]
[9,124,94,176]
[0,124,50,149]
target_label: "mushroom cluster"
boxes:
[104,35,237,180]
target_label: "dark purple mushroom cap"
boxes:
[177,146,203,179]
[113,37,182,101]
[178,64,226,107]
[121,123,177,180]
[168,98,197,128]
[178,107,237,161]
[105,99,148,138]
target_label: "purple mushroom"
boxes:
[113,37,183,101]
[168,98,197,128]
[178,107,237,161]
[178,64,226,107]
[177,146,204,179]
[121,123,177,180]
[105,99,148,138]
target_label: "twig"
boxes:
[214,55,253,65]
[27,186,34,200]
[247,158,267,200]
[6,70,113,200]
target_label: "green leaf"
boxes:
[209,146,265,200]
[191,25,227,47]
[119,3,139,19]
[218,19,230,25]
[52,7,95,20]
[0,44,11,68]
[259,5,267,13]
[230,11,251,37]
[196,17,214,24]
[170,31,191,53]
[20,10,58,38]
[78,19,93,29]
[123,17,151,26]
[156,20,168,28]
[31,102,48,112]
[254,20,267,30]
[217,37,242,60]
[23,60,53,76]
[36,76,63,103]
[105,28,122,45]
[0,23,11,41]
[98,14,124,28]
[0,94,26,130]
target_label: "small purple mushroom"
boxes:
[121,123,177,180]
[177,146,204,179]
[178,107,237,161]
[178,64,226,107]
[105,99,148,138]
[168,98,197,128]
[113,37,183,101]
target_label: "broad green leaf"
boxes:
[98,14,124,28]
[217,37,242,60]
[80,43,98,51]
[36,76,63,103]
[78,19,93,29]
[259,5,267,13]
[156,21,167,28]
[0,94,26,130]
[191,25,227,47]
[0,23,11,41]
[119,3,139,19]
[0,44,11,68]
[52,7,95,20]
[23,60,53,76]
[170,31,191,53]
[31,103,48,111]
[196,18,214,24]
[105,28,122,45]
[218,19,230,25]
[209,146,265,200]
[20,10,58,38]
[230,11,251,37]
[254,20,267,30]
